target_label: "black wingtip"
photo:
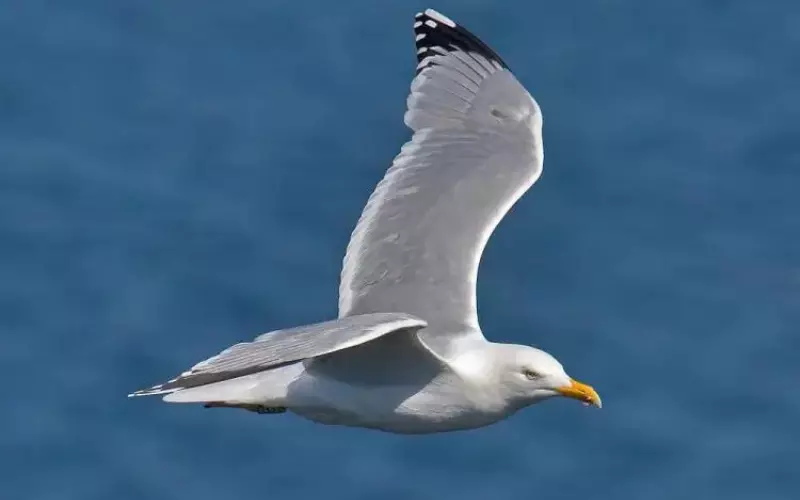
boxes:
[413,9,509,74]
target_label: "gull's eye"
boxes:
[523,369,539,380]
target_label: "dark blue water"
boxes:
[2,1,799,499]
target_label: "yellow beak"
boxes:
[556,378,602,408]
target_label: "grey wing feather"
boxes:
[338,10,543,336]
[129,312,426,396]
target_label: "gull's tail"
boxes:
[130,362,305,407]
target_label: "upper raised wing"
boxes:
[129,312,426,396]
[338,10,543,334]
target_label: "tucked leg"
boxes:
[204,402,287,414]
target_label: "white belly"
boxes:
[285,369,506,434]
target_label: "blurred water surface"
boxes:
[1,1,799,499]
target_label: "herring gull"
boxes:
[130,9,601,434]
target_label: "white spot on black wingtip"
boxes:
[412,9,509,75]
[424,9,456,28]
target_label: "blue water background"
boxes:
[1,1,799,499]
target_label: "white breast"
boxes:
[286,367,504,434]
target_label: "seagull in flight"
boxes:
[130,9,601,434]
